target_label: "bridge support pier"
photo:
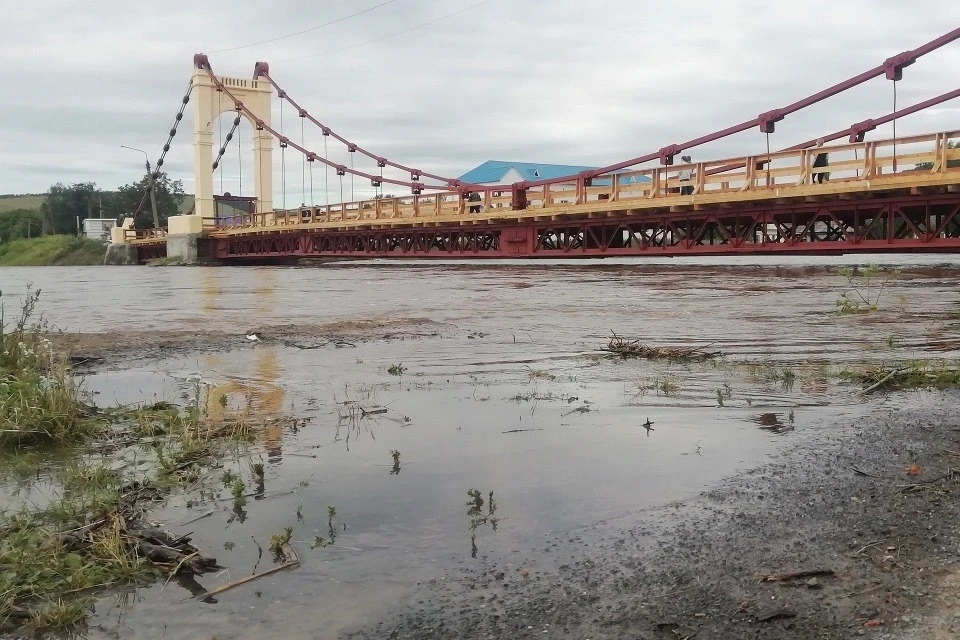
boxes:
[103,243,138,265]
[166,214,215,264]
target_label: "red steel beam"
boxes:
[214,192,960,260]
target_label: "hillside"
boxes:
[0,193,195,214]
[0,194,45,213]
[0,235,107,266]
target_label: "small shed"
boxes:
[82,218,117,240]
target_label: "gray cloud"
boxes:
[2,0,959,202]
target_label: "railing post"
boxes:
[937,133,947,172]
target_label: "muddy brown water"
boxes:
[1,255,958,639]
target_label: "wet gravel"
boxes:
[349,389,960,640]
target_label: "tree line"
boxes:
[0,171,184,244]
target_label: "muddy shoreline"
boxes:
[53,317,445,367]
[348,390,960,640]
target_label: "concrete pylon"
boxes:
[191,58,273,221]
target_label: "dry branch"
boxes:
[601,332,720,361]
[195,543,300,600]
[755,569,835,582]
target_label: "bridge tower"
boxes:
[191,54,273,220]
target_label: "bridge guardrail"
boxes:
[208,130,960,233]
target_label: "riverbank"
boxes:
[0,236,106,266]
[351,389,960,639]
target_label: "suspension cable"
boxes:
[765,132,771,185]
[133,80,193,218]
[350,151,355,201]
[705,86,960,178]
[197,25,960,197]
[212,115,241,171]
[280,97,286,210]
[324,135,329,206]
[261,71,456,186]
[301,116,306,206]
[218,89,223,194]
[892,80,898,173]
[237,107,242,196]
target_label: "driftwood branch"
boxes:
[195,543,300,601]
[755,569,835,583]
[859,368,907,394]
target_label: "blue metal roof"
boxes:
[459,160,650,185]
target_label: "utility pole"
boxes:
[146,160,160,229]
[121,145,160,228]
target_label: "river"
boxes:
[1,254,958,639]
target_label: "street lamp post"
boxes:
[120,145,160,229]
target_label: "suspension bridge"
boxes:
[113,28,960,264]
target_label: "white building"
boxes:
[82,218,117,240]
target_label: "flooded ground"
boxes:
[1,255,959,639]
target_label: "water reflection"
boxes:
[200,269,220,314]
[389,449,401,475]
[467,489,500,558]
[751,412,796,435]
[253,266,277,314]
[206,349,286,461]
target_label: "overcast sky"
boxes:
[2,0,959,204]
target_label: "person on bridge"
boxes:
[467,191,482,213]
[813,139,830,184]
[679,155,694,195]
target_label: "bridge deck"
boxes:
[208,131,959,237]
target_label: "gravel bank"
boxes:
[351,390,960,640]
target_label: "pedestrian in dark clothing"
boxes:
[467,191,482,213]
[679,155,694,195]
[812,138,829,184]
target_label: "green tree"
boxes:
[45,182,101,235]
[102,172,184,228]
[0,208,42,243]
[916,140,960,170]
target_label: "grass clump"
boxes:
[0,464,156,633]
[387,362,407,376]
[1,289,96,448]
[0,235,106,266]
[841,360,960,392]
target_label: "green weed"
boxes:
[0,289,96,448]
[835,265,901,314]
[268,526,293,559]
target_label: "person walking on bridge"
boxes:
[679,155,694,195]
[813,139,830,184]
